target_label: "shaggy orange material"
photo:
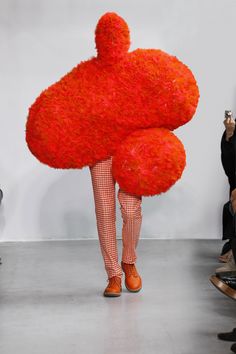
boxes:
[112,128,186,196]
[25,12,199,196]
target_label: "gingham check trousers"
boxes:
[89,156,142,280]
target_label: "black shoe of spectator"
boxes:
[217,272,236,282]
[216,270,236,278]
[231,343,236,353]
[209,274,236,300]
[218,328,236,341]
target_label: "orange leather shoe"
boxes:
[121,261,142,292]
[103,276,122,297]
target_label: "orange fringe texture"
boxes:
[25,12,199,197]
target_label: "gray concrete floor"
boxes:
[0,239,235,354]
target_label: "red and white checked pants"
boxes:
[89,156,142,280]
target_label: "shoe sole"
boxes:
[103,292,121,297]
[209,275,236,300]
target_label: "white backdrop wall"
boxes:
[0,0,235,241]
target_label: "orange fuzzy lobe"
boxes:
[112,128,186,196]
[95,12,130,62]
[25,12,200,196]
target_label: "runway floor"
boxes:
[0,239,235,354]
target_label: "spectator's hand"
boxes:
[231,188,236,213]
[224,117,235,141]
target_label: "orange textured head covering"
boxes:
[95,12,130,62]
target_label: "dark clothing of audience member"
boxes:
[221,128,236,195]
[221,125,236,258]
[213,119,236,353]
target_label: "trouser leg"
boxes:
[89,157,122,280]
[117,188,142,264]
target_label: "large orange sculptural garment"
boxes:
[26,12,199,196]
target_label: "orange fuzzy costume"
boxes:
[25,12,199,196]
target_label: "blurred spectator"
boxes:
[220,113,236,262]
